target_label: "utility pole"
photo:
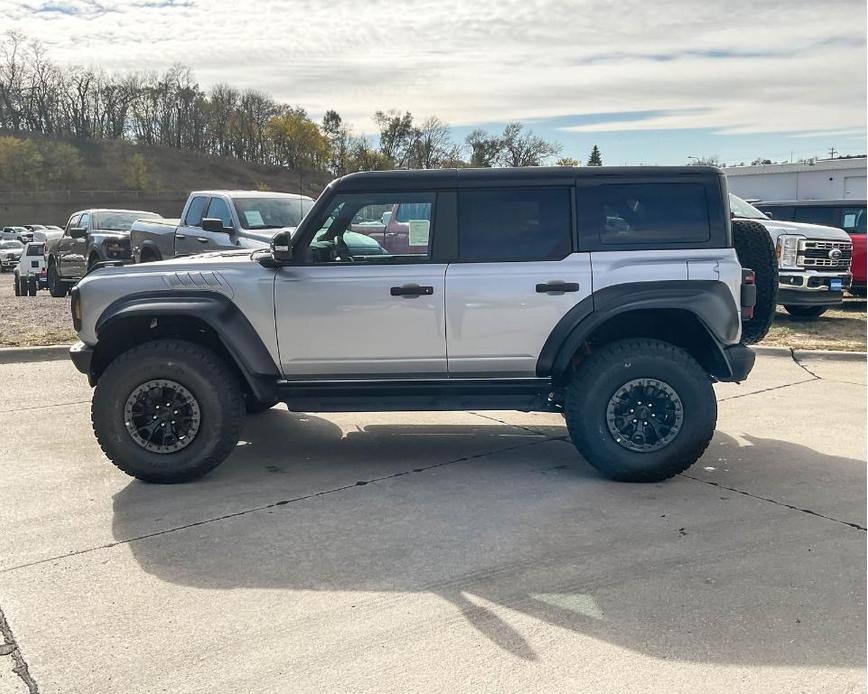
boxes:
[828,146,837,159]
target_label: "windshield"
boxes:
[234,197,314,230]
[0,240,24,250]
[729,194,768,220]
[97,211,160,232]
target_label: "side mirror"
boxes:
[201,217,230,233]
[70,227,87,239]
[764,211,773,219]
[271,231,293,263]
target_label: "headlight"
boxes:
[776,235,802,269]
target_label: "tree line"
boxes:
[0,31,604,183]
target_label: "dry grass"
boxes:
[763,299,867,352]
[0,271,865,352]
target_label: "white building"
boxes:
[722,157,867,201]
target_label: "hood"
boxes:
[742,217,852,243]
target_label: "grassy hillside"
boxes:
[0,133,332,198]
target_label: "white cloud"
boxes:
[2,0,865,136]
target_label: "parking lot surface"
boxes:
[0,351,865,693]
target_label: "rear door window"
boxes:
[456,187,572,262]
[579,182,710,246]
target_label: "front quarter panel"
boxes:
[75,257,280,366]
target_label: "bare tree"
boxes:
[499,122,561,167]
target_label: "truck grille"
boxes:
[798,240,852,271]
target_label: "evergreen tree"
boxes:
[587,145,602,166]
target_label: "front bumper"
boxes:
[778,270,850,307]
[778,287,846,307]
[69,341,93,377]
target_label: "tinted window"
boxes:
[458,188,572,262]
[26,243,44,256]
[841,207,866,234]
[581,183,710,245]
[78,213,90,230]
[185,196,208,227]
[206,198,233,229]
[794,206,836,227]
[66,214,80,234]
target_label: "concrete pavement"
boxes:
[0,352,864,693]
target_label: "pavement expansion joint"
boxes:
[0,604,39,693]
[682,474,866,532]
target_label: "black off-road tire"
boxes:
[27,277,37,296]
[92,339,245,483]
[564,338,717,482]
[732,219,777,344]
[47,262,68,297]
[13,274,21,296]
[784,305,828,320]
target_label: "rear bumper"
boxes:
[719,343,755,383]
[69,341,93,377]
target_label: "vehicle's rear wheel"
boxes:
[47,262,68,297]
[732,219,777,344]
[13,274,21,296]
[784,305,828,320]
[563,338,717,482]
[92,339,245,483]
[27,277,37,296]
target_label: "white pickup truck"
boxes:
[130,190,314,263]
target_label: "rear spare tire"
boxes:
[563,338,717,482]
[732,219,777,345]
[92,339,245,483]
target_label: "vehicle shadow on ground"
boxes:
[112,409,866,667]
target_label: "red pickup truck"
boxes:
[756,199,867,296]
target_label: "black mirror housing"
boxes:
[271,231,293,263]
[70,227,86,239]
[201,217,229,233]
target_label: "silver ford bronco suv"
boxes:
[69,167,770,484]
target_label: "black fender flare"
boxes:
[537,280,742,381]
[95,291,279,402]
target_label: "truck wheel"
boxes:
[13,274,21,296]
[92,340,245,483]
[784,305,828,320]
[27,277,37,296]
[732,219,777,345]
[563,338,717,482]
[47,263,68,297]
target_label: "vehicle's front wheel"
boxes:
[47,262,68,297]
[784,305,828,320]
[563,338,717,482]
[92,339,245,483]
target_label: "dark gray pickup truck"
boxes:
[47,208,161,297]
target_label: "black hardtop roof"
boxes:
[334,165,723,191]
[757,199,866,207]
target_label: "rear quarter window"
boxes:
[578,182,710,246]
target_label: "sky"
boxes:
[2,0,866,165]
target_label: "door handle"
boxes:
[390,284,434,297]
[196,237,209,243]
[536,282,580,294]
[175,233,186,240]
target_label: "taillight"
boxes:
[741,269,756,320]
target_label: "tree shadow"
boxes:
[112,409,866,667]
